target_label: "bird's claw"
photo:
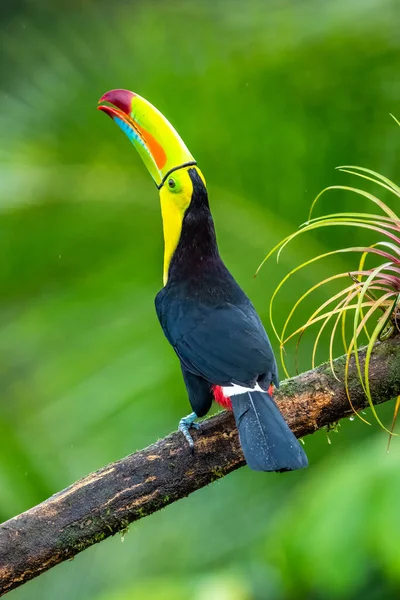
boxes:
[178,412,200,452]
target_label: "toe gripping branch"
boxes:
[178,412,200,451]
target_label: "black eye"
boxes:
[168,178,176,189]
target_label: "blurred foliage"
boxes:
[1,0,400,599]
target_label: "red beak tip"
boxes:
[98,89,136,115]
[97,104,117,119]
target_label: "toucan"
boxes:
[98,89,308,472]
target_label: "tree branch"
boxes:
[1,336,400,595]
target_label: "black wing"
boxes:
[155,294,279,389]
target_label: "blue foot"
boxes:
[179,412,200,451]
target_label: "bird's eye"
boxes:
[168,178,176,189]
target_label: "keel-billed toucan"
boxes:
[98,89,308,472]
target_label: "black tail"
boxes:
[231,391,308,472]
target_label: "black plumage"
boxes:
[232,391,308,471]
[156,169,308,471]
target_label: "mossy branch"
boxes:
[1,336,400,596]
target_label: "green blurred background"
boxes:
[1,0,400,598]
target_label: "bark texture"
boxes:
[1,336,400,595]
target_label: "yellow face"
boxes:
[159,166,206,284]
[98,89,206,284]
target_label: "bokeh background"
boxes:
[1,0,400,598]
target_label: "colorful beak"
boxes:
[98,89,196,187]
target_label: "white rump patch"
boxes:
[222,383,265,397]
